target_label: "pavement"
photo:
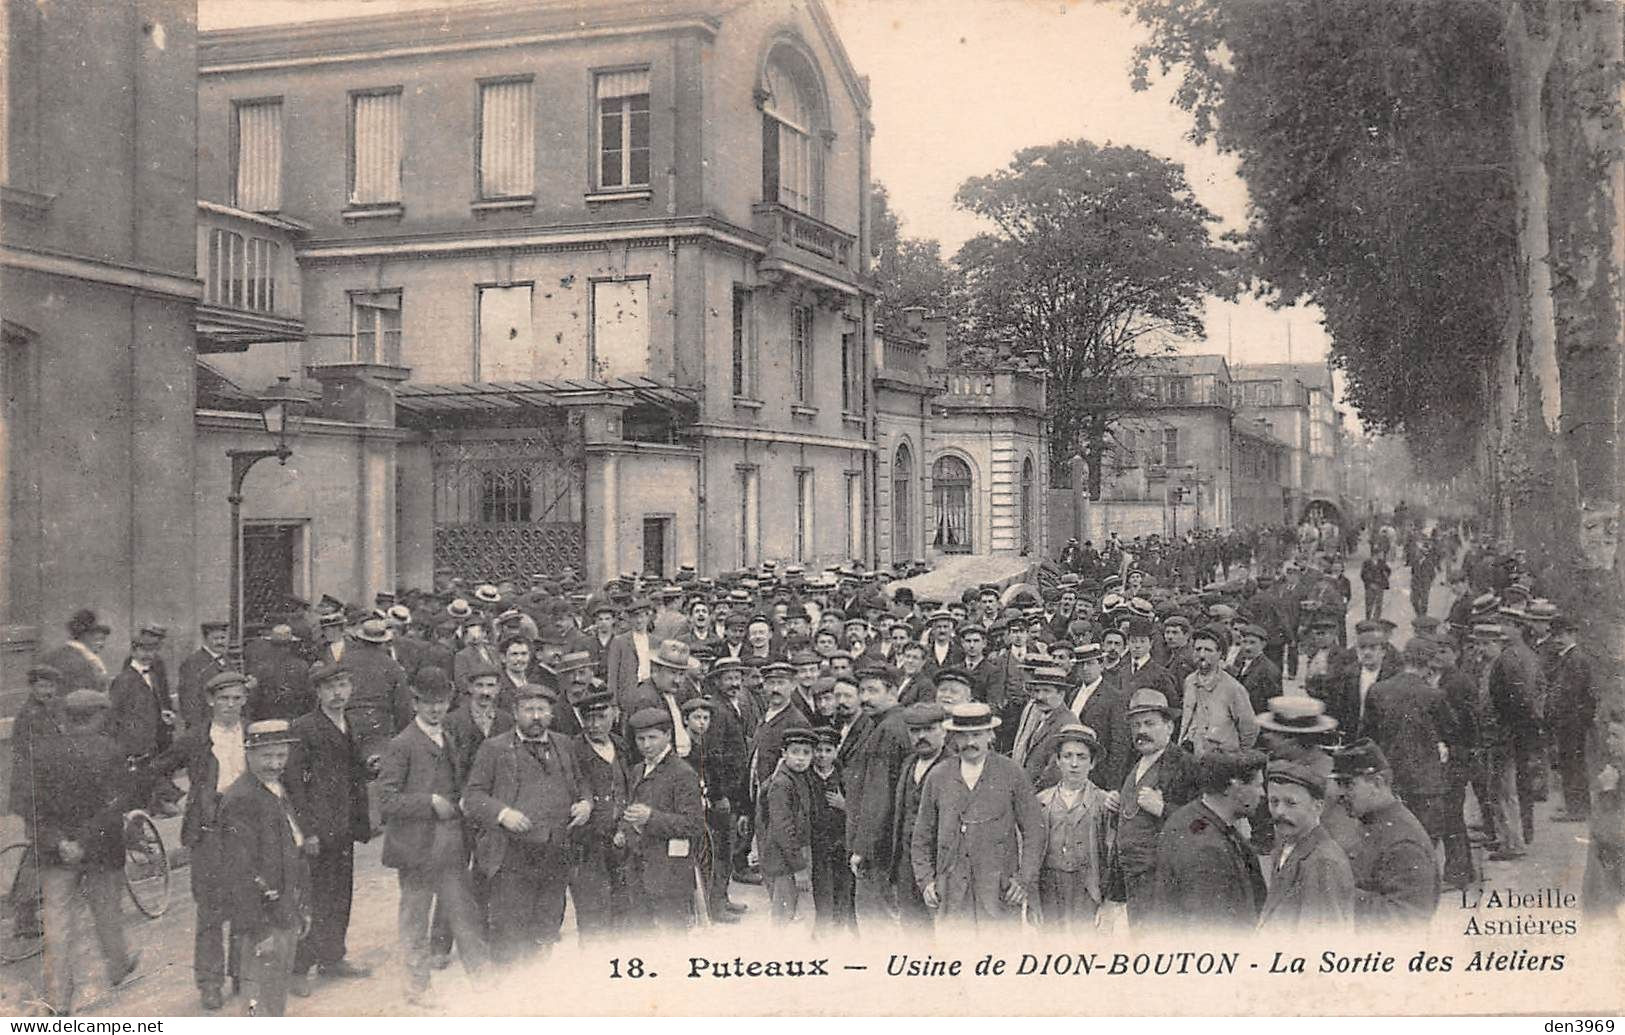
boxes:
[0,547,1593,1016]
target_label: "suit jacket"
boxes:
[703,691,753,807]
[1072,681,1132,792]
[570,733,631,846]
[285,709,371,848]
[109,662,173,759]
[452,642,502,688]
[1322,656,1400,742]
[177,647,232,732]
[1258,823,1355,930]
[377,722,466,871]
[38,642,109,694]
[463,730,586,877]
[246,643,313,722]
[1017,704,1083,787]
[624,749,705,897]
[1347,799,1439,926]
[1110,745,1200,889]
[1151,799,1266,929]
[750,703,811,792]
[344,641,408,745]
[755,765,811,877]
[606,631,651,708]
[442,701,515,786]
[28,729,131,869]
[1365,671,1453,799]
[888,750,950,886]
[1235,654,1283,715]
[1120,657,1176,702]
[910,753,1045,918]
[841,706,913,868]
[918,640,964,684]
[220,773,311,934]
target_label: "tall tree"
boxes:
[951,140,1238,495]
[869,180,953,329]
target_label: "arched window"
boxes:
[762,50,824,217]
[932,455,972,554]
[1020,456,1035,556]
[892,443,914,561]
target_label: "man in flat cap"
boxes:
[285,661,372,990]
[110,623,180,815]
[757,726,817,924]
[911,703,1044,928]
[568,691,633,938]
[1333,739,1440,926]
[179,621,233,732]
[220,720,311,1017]
[1179,626,1258,758]
[463,682,591,963]
[1150,747,1269,929]
[1258,758,1354,931]
[7,664,67,946]
[620,707,705,932]
[1034,724,1113,930]
[1107,688,1198,927]
[889,702,950,927]
[1233,623,1282,715]
[842,665,913,930]
[1477,622,1537,860]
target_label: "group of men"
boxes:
[9,532,1622,1016]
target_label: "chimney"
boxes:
[901,305,927,331]
[922,313,949,369]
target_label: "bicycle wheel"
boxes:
[123,811,171,919]
[0,841,44,963]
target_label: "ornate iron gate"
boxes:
[242,523,298,633]
[430,430,587,581]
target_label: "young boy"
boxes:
[756,727,817,924]
[808,727,855,933]
[1035,724,1113,931]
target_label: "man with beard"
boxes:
[888,703,949,927]
[911,703,1044,929]
[1150,748,1269,930]
[919,609,960,681]
[1099,629,1128,689]
[1106,688,1198,926]
[1257,758,1355,931]
[841,666,913,930]
[568,692,634,938]
[1334,739,1440,927]
[1180,627,1258,757]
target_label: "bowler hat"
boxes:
[410,667,454,702]
[245,719,300,749]
[1125,687,1174,719]
[945,701,1000,732]
[67,609,110,639]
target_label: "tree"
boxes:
[951,140,1238,495]
[869,180,953,328]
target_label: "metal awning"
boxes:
[393,375,699,421]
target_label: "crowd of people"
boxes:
[7,528,1623,1016]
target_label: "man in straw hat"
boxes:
[1257,757,1354,931]
[220,720,311,1016]
[910,702,1044,928]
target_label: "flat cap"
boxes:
[902,701,947,726]
[628,707,672,732]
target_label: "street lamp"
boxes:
[227,375,313,650]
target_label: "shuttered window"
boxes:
[233,99,282,212]
[596,68,651,189]
[350,90,402,205]
[479,78,534,199]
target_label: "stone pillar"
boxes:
[309,363,409,598]
[576,399,636,588]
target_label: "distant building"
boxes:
[1232,359,1346,525]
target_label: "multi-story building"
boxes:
[196,0,876,590]
[1233,359,1346,525]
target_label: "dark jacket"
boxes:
[570,733,631,847]
[29,728,132,868]
[1347,798,1439,927]
[1258,822,1356,930]
[38,643,109,694]
[246,642,313,722]
[285,709,372,848]
[109,662,173,759]
[8,699,63,818]
[756,765,811,877]
[888,750,949,886]
[220,773,312,935]
[442,701,515,786]
[177,647,232,732]
[377,722,466,871]
[1109,745,1200,892]
[703,691,755,807]
[463,730,586,876]
[750,702,811,792]
[910,752,1045,919]
[1319,655,1400,742]
[623,749,705,898]
[343,641,408,747]
[1235,654,1283,715]
[841,705,913,868]
[1151,799,1266,929]
[1366,671,1454,800]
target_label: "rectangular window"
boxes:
[763,113,819,216]
[590,279,650,379]
[1168,377,1191,404]
[795,469,814,563]
[1163,427,1180,467]
[596,69,651,190]
[350,290,402,364]
[477,284,534,381]
[791,304,814,405]
[841,330,864,415]
[207,229,279,312]
[738,466,759,568]
[731,286,752,397]
[480,469,532,524]
[846,472,865,561]
[232,99,283,212]
[349,89,402,205]
[478,78,534,199]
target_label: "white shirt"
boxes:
[322,708,347,736]
[960,756,987,791]
[415,716,445,749]
[131,660,155,689]
[1133,747,1166,785]
[210,723,246,792]
[913,753,940,784]
[261,778,304,847]
[663,693,692,757]
[1069,677,1103,717]
[1358,666,1381,722]
[633,631,652,683]
[643,745,672,778]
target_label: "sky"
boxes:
[198,0,1339,379]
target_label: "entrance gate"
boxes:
[429,429,586,581]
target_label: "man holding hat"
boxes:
[377,674,490,1005]
[1106,688,1198,926]
[463,682,591,963]
[220,720,311,1016]
[179,621,234,732]
[1258,758,1355,930]
[911,702,1045,928]
[620,707,705,931]
[27,689,142,1016]
[889,702,951,927]
[286,661,373,989]
[1333,739,1440,926]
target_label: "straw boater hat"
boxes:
[945,701,1000,732]
[245,719,300,750]
[353,618,392,644]
[1256,696,1338,735]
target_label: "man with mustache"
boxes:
[1105,688,1197,927]
[841,666,912,931]
[1257,758,1355,930]
[888,703,950,928]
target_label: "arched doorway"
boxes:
[893,443,914,562]
[1020,456,1035,556]
[932,455,972,554]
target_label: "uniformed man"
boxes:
[1332,738,1440,927]
[568,690,633,939]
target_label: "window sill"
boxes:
[732,397,764,411]
[472,197,535,213]
[841,412,867,429]
[342,204,404,222]
[790,404,818,420]
[585,188,653,204]
[2,184,55,217]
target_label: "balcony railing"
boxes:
[751,202,856,271]
[194,201,306,352]
[937,368,1046,413]
[881,337,927,376]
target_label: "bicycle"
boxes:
[0,809,173,964]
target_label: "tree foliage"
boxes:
[951,139,1238,494]
[869,180,953,329]
[1128,0,1518,479]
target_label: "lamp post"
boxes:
[227,376,312,651]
